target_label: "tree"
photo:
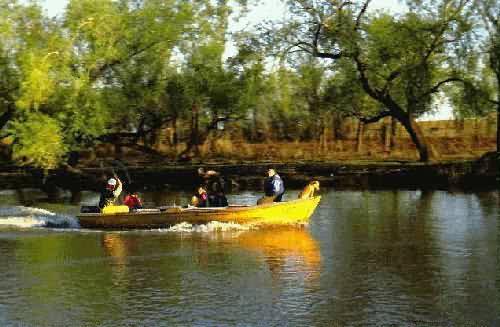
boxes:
[176,0,253,159]
[0,0,67,168]
[450,0,500,153]
[269,0,473,161]
[0,0,195,168]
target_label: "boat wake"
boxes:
[0,206,79,229]
[159,221,252,233]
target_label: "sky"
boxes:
[41,0,408,19]
[38,0,452,120]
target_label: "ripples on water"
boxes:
[0,189,499,326]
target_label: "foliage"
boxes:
[0,0,498,168]
[449,0,499,120]
[259,0,475,161]
[8,113,67,169]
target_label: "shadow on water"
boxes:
[1,188,499,326]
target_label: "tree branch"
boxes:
[354,55,380,99]
[355,0,372,30]
[89,41,160,81]
[423,77,462,96]
[310,22,342,60]
[359,110,391,124]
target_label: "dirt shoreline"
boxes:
[0,154,497,194]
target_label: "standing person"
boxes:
[98,175,123,209]
[123,190,143,211]
[257,168,285,205]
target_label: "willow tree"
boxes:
[474,0,500,154]
[59,0,194,158]
[0,0,69,168]
[0,0,195,169]
[270,0,473,161]
[176,0,254,159]
[227,37,267,141]
[450,0,500,154]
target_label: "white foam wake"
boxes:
[0,206,79,229]
[0,216,47,228]
[160,221,252,233]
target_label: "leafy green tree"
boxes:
[0,0,67,167]
[449,0,500,153]
[175,0,254,159]
[268,0,473,161]
[8,113,67,169]
[1,0,195,168]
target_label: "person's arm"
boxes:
[272,179,281,195]
[272,177,284,195]
[123,195,131,207]
[98,192,106,209]
[113,177,122,198]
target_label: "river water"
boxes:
[0,188,498,326]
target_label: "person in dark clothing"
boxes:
[257,168,285,205]
[98,176,123,209]
[197,167,228,207]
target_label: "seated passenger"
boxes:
[124,190,143,211]
[257,168,285,205]
[191,186,209,207]
[198,167,228,207]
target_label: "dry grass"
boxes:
[81,134,495,165]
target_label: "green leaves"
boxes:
[16,51,58,110]
[8,113,67,169]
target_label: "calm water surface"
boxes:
[0,188,499,326]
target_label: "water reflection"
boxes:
[102,233,135,280]
[1,189,499,326]
[101,227,321,286]
[310,190,500,326]
[236,227,321,284]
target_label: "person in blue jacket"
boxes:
[257,168,285,205]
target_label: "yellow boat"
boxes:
[77,196,321,229]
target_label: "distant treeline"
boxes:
[0,0,498,169]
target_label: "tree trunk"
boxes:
[399,115,429,162]
[496,72,500,155]
[0,104,15,130]
[189,103,200,157]
[383,118,392,154]
[356,120,364,153]
[390,117,397,151]
[178,103,201,160]
[252,107,258,142]
[496,72,500,181]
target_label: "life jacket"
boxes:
[195,192,209,207]
[124,194,142,210]
[98,189,116,209]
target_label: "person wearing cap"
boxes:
[257,168,285,205]
[98,175,123,209]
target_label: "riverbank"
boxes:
[0,153,497,195]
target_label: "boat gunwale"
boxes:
[77,196,321,218]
